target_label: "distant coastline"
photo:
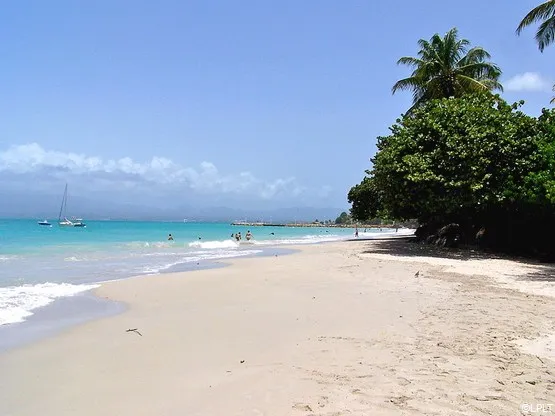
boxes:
[230,221,401,229]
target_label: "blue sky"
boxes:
[0,0,553,216]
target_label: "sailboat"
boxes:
[58,184,86,228]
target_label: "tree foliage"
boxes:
[392,28,502,111]
[349,93,555,256]
[347,177,382,220]
[335,211,351,224]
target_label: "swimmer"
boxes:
[246,230,253,241]
[168,233,174,241]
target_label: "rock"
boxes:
[416,222,463,248]
[436,223,462,248]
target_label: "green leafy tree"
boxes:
[524,108,555,204]
[392,28,502,111]
[367,93,540,223]
[347,178,383,221]
[349,92,555,255]
[335,211,351,224]
[517,1,555,52]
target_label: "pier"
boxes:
[231,222,286,227]
[230,222,395,228]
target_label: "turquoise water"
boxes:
[0,219,355,256]
[1,219,403,326]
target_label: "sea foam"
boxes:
[0,255,18,262]
[0,282,99,326]
[188,240,239,249]
[141,249,262,273]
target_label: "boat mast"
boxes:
[58,184,68,222]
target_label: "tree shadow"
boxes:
[358,237,555,283]
[359,238,499,261]
[518,267,555,283]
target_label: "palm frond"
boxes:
[517,0,555,35]
[535,15,555,51]
[478,78,504,93]
[456,75,495,92]
[458,62,502,83]
[458,46,491,65]
[392,77,422,94]
[393,28,500,106]
[397,56,426,68]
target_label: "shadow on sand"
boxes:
[356,237,555,283]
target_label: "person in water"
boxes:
[246,230,253,241]
[168,234,174,241]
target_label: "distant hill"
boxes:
[0,190,345,222]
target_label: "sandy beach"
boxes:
[1,239,554,415]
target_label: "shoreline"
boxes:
[0,246,299,353]
[2,238,554,415]
[0,230,414,345]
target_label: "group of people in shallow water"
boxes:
[231,230,253,242]
[167,233,202,241]
[167,231,254,242]
[167,227,398,242]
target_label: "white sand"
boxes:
[1,240,554,415]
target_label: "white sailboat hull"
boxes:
[58,185,86,228]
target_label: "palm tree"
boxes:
[392,28,503,111]
[516,1,555,52]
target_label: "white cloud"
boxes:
[0,143,311,200]
[505,72,553,92]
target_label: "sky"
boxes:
[0,0,553,218]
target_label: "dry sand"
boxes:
[1,239,554,415]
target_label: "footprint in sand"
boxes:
[397,377,412,386]
[292,403,313,412]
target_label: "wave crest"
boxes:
[188,240,239,249]
[0,282,99,326]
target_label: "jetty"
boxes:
[230,221,397,228]
[231,222,286,227]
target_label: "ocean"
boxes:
[0,219,406,327]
